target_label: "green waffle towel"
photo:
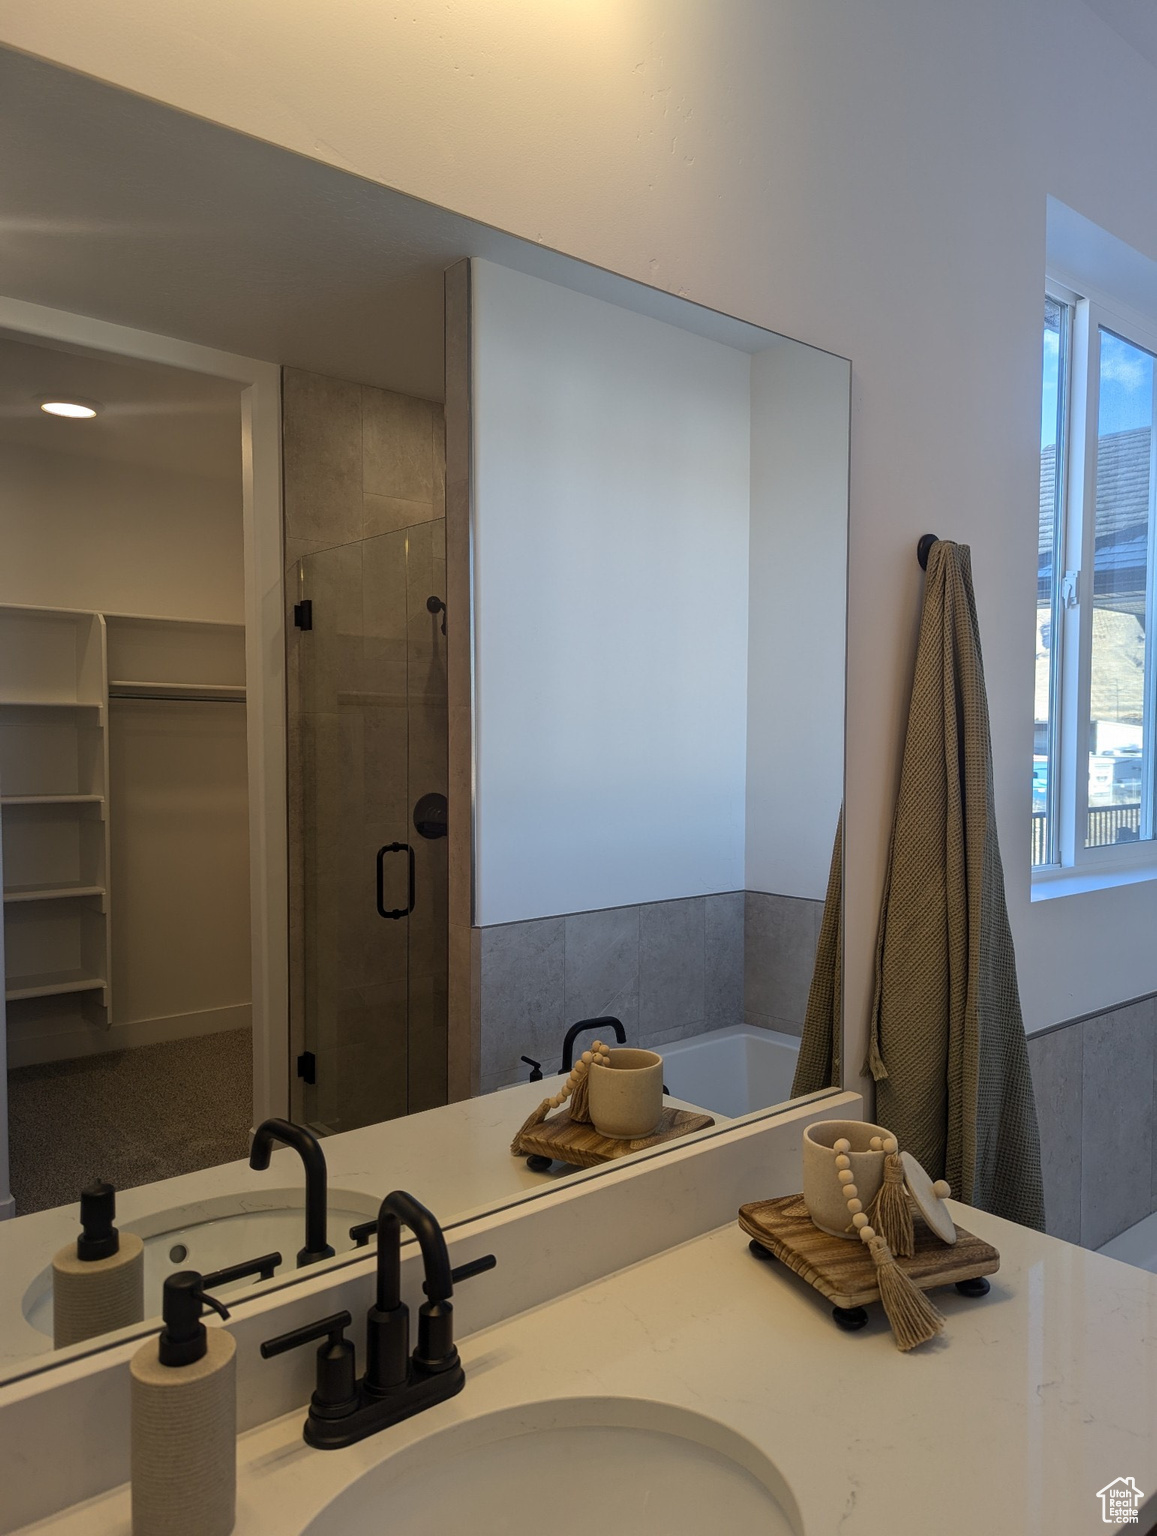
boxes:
[868,540,1045,1231]
[791,808,843,1098]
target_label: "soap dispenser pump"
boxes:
[130,1270,238,1536]
[51,1181,145,1348]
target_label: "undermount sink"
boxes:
[22,1187,380,1338]
[300,1398,802,1536]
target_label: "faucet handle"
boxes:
[260,1311,358,1423]
[202,1251,282,1288]
[433,1253,497,1293]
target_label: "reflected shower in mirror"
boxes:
[0,41,848,1382]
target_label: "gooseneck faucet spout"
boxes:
[367,1190,457,1392]
[249,1118,335,1267]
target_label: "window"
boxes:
[1035,285,1157,878]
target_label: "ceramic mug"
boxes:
[588,1048,664,1140]
[802,1119,889,1239]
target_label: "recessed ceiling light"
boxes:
[38,397,101,419]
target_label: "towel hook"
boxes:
[917,534,940,571]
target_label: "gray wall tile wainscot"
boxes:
[479,917,566,1091]
[705,892,744,1026]
[1025,1024,1083,1245]
[1026,993,1157,1252]
[1081,997,1156,1251]
[639,898,706,1041]
[743,891,822,1038]
[478,888,815,1089]
[563,905,641,1040]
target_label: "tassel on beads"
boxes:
[867,1142,915,1258]
[510,1041,612,1151]
[835,1135,943,1352]
[866,1232,945,1351]
[569,1064,593,1123]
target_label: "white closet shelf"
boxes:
[0,699,102,710]
[3,883,106,904]
[0,794,104,806]
[5,969,107,1003]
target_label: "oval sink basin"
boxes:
[301,1398,801,1536]
[22,1187,380,1337]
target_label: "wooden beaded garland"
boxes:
[509,1040,613,1150]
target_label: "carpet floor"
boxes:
[7,1029,253,1216]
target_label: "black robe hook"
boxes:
[917,534,940,571]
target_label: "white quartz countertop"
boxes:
[0,1077,723,1371]
[22,1202,1157,1535]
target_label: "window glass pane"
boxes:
[1086,328,1155,848]
[1035,296,1066,864]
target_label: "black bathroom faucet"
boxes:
[260,1189,496,1450]
[560,1015,627,1073]
[249,1118,335,1267]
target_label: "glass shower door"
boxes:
[296,520,448,1135]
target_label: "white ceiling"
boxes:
[0,48,799,405]
[0,334,242,480]
[1081,0,1157,71]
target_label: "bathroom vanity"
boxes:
[2,1096,1154,1536]
[0,1073,726,1372]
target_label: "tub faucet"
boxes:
[249,1118,335,1267]
[560,1016,626,1072]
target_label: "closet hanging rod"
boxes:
[109,681,246,704]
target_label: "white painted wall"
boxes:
[0,444,243,623]
[8,2,1157,1046]
[0,436,250,1062]
[471,259,750,923]
[746,339,848,900]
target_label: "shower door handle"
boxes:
[376,842,415,920]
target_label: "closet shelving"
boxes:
[0,605,111,1023]
[0,605,246,1038]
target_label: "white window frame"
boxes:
[1035,274,1157,896]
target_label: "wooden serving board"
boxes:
[514,1105,714,1169]
[738,1193,999,1310]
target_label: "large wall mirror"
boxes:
[0,46,849,1382]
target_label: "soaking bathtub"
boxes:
[659,1024,801,1119]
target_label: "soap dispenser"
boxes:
[130,1270,238,1536]
[52,1181,145,1348]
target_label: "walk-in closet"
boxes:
[0,335,251,1211]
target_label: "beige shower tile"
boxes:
[362,386,436,502]
[283,368,363,546]
[363,493,434,539]
[297,541,364,713]
[408,973,449,1114]
[433,411,446,518]
[406,841,448,990]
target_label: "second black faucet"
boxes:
[249,1118,335,1267]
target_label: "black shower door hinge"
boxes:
[296,1051,317,1085]
[294,599,313,630]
